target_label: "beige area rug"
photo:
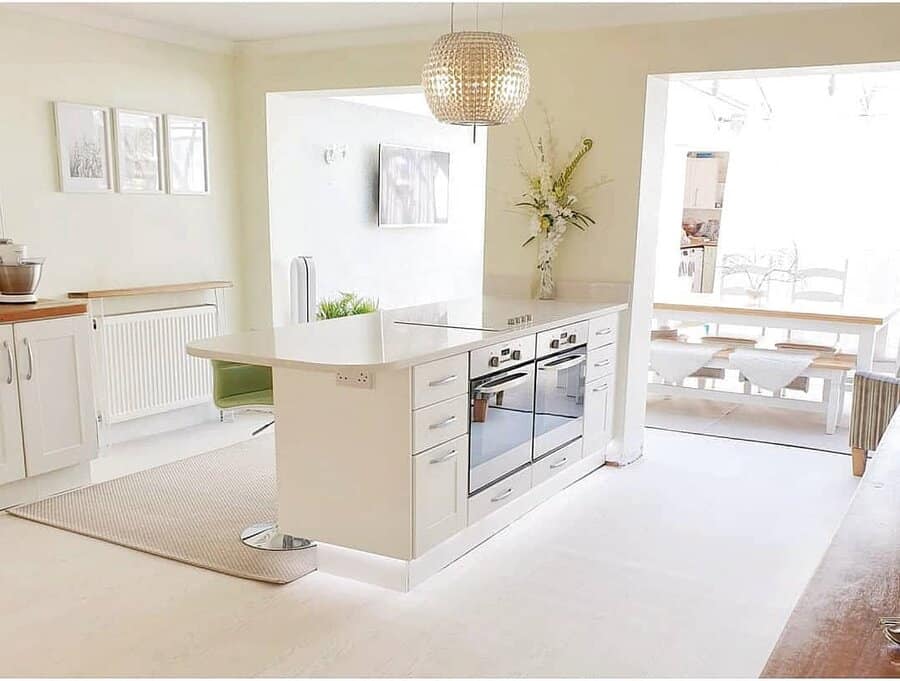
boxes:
[8,435,317,584]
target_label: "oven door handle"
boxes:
[474,372,530,395]
[539,355,586,372]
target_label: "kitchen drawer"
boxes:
[413,354,468,409]
[533,438,583,487]
[468,465,532,525]
[588,314,619,350]
[586,344,617,384]
[536,321,589,358]
[414,434,468,556]
[413,394,468,454]
[584,374,615,459]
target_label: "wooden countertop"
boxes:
[0,299,87,323]
[761,415,900,677]
[68,280,232,299]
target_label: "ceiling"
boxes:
[13,2,836,50]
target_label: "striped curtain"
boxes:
[850,372,900,452]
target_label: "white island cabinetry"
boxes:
[187,296,627,590]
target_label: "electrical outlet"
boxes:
[336,369,374,389]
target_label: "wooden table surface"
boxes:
[68,280,232,299]
[761,415,900,677]
[655,294,899,326]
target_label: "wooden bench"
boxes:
[761,412,900,677]
[649,347,855,434]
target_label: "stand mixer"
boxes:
[0,197,45,304]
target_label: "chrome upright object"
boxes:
[240,522,315,551]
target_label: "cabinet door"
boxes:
[584,375,615,459]
[0,325,25,485]
[15,316,96,477]
[414,434,468,556]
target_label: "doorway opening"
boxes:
[265,86,488,326]
[634,62,900,453]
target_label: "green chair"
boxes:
[212,360,274,436]
[210,360,311,551]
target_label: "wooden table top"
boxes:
[655,294,899,326]
[761,415,900,677]
[0,299,87,323]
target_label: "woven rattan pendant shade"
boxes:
[422,31,530,126]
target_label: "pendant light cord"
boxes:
[450,2,454,33]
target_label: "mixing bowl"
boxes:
[0,259,44,295]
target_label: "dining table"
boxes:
[653,293,900,372]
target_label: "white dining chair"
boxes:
[787,259,849,348]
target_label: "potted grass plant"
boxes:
[316,292,379,320]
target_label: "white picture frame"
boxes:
[54,102,114,193]
[165,114,209,195]
[113,108,164,194]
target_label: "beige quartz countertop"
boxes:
[187,296,628,371]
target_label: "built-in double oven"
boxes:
[467,322,589,496]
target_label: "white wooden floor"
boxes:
[646,392,853,453]
[0,419,858,677]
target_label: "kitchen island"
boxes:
[188,296,628,589]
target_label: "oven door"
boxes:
[534,346,586,459]
[469,363,535,495]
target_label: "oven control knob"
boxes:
[567,333,578,344]
[489,356,500,367]
[550,339,560,349]
[511,349,522,360]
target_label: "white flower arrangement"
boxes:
[517,127,604,298]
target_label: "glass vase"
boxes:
[537,258,556,300]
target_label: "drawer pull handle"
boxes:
[491,487,514,503]
[2,341,11,385]
[429,415,457,430]
[23,338,33,381]
[429,449,457,464]
[428,374,458,387]
[596,328,613,336]
[593,359,611,368]
[549,457,569,470]
[593,385,609,393]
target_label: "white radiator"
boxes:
[100,305,217,423]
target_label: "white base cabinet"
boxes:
[0,314,96,506]
[0,325,25,485]
[413,434,468,556]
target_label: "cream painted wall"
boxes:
[236,5,900,332]
[0,8,242,326]
[234,4,900,462]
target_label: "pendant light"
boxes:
[422,3,530,127]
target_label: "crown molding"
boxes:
[11,4,235,55]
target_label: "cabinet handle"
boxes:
[593,384,609,393]
[429,449,457,464]
[428,374,458,387]
[23,338,33,381]
[491,487,514,503]
[593,359,611,368]
[549,457,569,470]
[595,328,613,336]
[2,341,11,385]
[428,415,457,430]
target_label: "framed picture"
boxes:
[114,109,164,193]
[165,114,209,194]
[54,102,114,193]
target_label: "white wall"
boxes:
[0,8,242,326]
[266,93,486,326]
